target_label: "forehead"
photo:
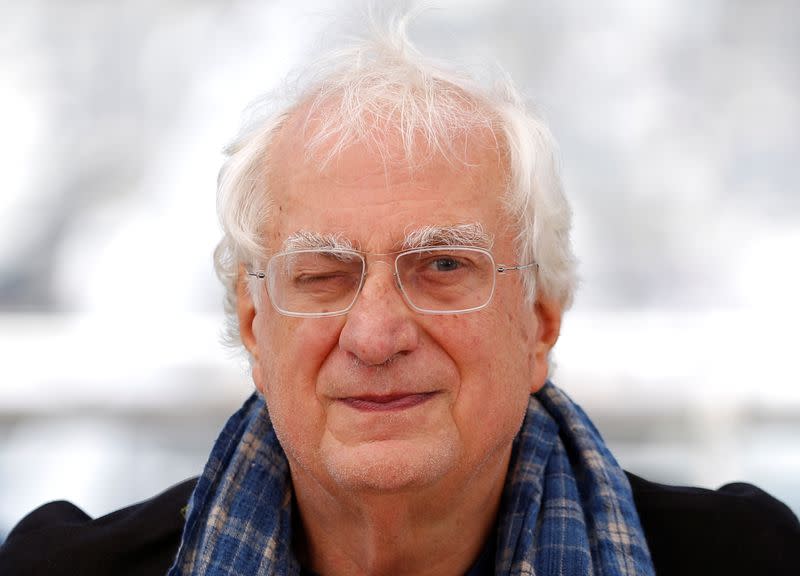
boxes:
[266,109,511,251]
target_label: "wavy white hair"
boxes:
[214,9,578,347]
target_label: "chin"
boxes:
[320,437,460,494]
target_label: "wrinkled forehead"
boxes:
[261,93,513,253]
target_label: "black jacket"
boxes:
[1,473,798,575]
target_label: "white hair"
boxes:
[214,8,577,347]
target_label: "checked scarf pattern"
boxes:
[168,382,655,575]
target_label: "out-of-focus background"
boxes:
[1,0,799,539]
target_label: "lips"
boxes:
[340,391,437,412]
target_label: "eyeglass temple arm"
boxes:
[496,262,538,274]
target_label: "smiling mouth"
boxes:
[341,392,438,412]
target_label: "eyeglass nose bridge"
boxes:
[354,257,405,306]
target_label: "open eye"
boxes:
[409,252,478,286]
[429,256,462,272]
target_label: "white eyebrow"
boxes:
[281,223,493,253]
[402,223,493,250]
[282,231,355,252]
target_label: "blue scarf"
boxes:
[168,383,655,575]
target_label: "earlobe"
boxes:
[236,265,259,362]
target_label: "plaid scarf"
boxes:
[168,383,655,575]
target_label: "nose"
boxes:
[338,263,419,366]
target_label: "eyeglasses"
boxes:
[247,246,537,317]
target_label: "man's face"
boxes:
[238,122,561,498]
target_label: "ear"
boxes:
[530,295,562,393]
[236,265,259,363]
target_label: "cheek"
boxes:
[253,315,342,403]
[446,296,537,407]
[251,316,344,465]
[435,312,525,392]
[496,281,539,373]
[433,312,533,462]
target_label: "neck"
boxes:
[290,447,511,576]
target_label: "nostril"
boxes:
[347,348,403,369]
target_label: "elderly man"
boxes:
[2,14,798,576]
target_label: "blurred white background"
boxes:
[1,0,799,538]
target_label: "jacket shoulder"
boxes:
[627,472,800,576]
[0,478,197,576]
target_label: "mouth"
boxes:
[340,392,438,412]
